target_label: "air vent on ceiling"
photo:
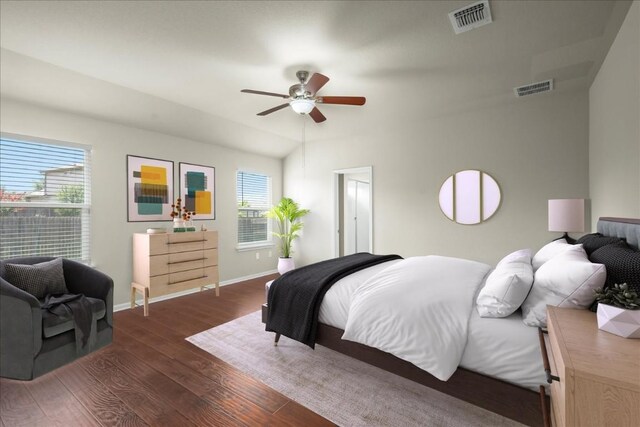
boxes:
[448,0,492,34]
[514,79,554,97]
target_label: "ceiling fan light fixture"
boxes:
[290,99,315,114]
[242,71,365,123]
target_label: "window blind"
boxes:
[0,136,91,263]
[236,171,271,246]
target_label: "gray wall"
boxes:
[589,1,640,228]
[284,90,590,267]
[0,98,283,306]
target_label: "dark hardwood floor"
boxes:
[0,275,334,426]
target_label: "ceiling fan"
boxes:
[241,71,366,123]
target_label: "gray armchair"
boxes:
[0,257,113,380]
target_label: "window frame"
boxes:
[236,169,273,251]
[0,132,92,264]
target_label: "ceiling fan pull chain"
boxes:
[302,115,306,178]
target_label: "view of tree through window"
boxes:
[0,137,91,262]
[236,171,271,246]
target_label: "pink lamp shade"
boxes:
[548,199,585,233]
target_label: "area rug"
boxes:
[186,311,522,427]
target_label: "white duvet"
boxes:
[341,256,491,381]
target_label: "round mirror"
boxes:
[439,170,501,225]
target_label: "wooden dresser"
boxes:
[540,306,640,427]
[131,230,219,316]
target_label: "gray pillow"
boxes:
[4,258,68,299]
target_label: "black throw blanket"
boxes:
[42,294,96,355]
[266,253,402,348]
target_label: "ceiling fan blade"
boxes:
[305,73,330,95]
[317,96,366,106]
[257,103,290,116]
[241,89,289,99]
[309,107,326,123]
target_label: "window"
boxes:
[0,135,91,263]
[236,170,271,248]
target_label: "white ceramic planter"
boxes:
[597,304,640,339]
[277,257,295,275]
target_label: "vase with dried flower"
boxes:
[170,198,196,232]
[183,209,196,231]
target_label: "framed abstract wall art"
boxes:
[179,162,216,220]
[126,155,174,222]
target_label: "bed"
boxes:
[262,217,640,427]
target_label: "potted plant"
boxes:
[266,197,310,275]
[594,283,640,339]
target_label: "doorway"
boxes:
[333,167,373,257]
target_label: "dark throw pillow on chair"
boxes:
[4,258,69,299]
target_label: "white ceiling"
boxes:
[0,1,632,158]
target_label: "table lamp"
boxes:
[548,199,585,242]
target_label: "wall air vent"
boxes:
[514,79,554,97]
[448,0,492,34]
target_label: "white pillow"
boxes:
[476,249,534,318]
[497,248,532,267]
[532,239,575,271]
[521,247,606,327]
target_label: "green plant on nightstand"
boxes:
[594,283,640,339]
[595,283,640,309]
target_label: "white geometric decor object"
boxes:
[597,304,640,339]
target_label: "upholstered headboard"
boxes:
[597,217,640,249]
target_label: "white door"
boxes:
[334,166,373,257]
[344,179,370,255]
[355,181,370,252]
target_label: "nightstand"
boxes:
[539,306,640,427]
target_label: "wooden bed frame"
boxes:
[262,217,640,427]
[262,304,543,426]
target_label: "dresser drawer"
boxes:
[148,266,219,298]
[168,230,217,245]
[544,331,565,427]
[170,258,207,273]
[202,248,218,266]
[170,266,217,284]
[146,233,170,255]
[550,381,563,427]
[148,266,218,286]
[168,240,206,253]
[548,322,567,427]
[146,231,217,255]
[149,254,170,276]
[149,252,216,274]
[168,231,207,244]
[171,249,217,270]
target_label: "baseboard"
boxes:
[114,269,278,312]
